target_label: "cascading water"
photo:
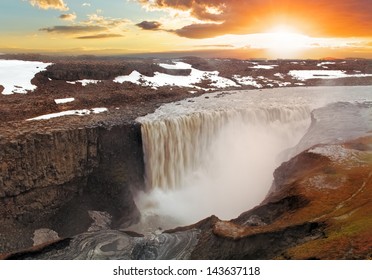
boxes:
[141,106,311,191]
[132,86,372,232]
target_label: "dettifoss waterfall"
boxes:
[141,107,310,190]
[132,87,372,232]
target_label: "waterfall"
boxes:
[135,104,311,226]
[141,106,311,191]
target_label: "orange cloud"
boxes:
[40,14,129,39]
[40,25,107,34]
[137,0,372,38]
[76,34,124,39]
[28,0,68,11]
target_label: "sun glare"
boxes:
[264,25,309,58]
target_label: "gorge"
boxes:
[0,57,371,259]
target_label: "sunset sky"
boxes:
[1,0,372,59]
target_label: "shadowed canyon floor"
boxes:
[0,55,371,259]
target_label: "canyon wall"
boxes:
[0,121,144,253]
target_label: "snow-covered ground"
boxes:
[0,59,52,95]
[114,62,240,90]
[113,60,372,90]
[27,108,108,121]
[289,70,372,81]
[232,75,262,88]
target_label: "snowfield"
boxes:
[0,59,52,95]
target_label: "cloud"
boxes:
[76,34,124,39]
[193,44,234,48]
[83,13,130,28]
[59,13,76,22]
[28,0,68,11]
[40,25,107,34]
[136,0,372,38]
[172,23,225,39]
[136,21,162,30]
[40,14,130,38]
[82,2,91,7]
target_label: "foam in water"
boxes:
[134,86,372,231]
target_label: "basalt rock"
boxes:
[0,121,144,254]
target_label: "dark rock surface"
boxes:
[0,121,144,253]
[5,229,200,260]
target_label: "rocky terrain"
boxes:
[0,55,371,258]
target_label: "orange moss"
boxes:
[262,136,372,259]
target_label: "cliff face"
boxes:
[0,121,144,254]
[0,128,99,216]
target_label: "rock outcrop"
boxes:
[0,121,144,254]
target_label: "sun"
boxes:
[264,25,310,58]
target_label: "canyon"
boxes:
[0,56,371,259]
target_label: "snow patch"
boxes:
[250,65,278,70]
[309,145,367,167]
[158,61,192,70]
[317,61,336,67]
[277,81,291,87]
[289,70,372,81]
[114,61,240,90]
[78,79,101,86]
[232,75,262,88]
[274,73,285,79]
[27,108,108,121]
[0,59,52,95]
[54,97,75,104]
[257,76,291,88]
[66,79,101,86]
